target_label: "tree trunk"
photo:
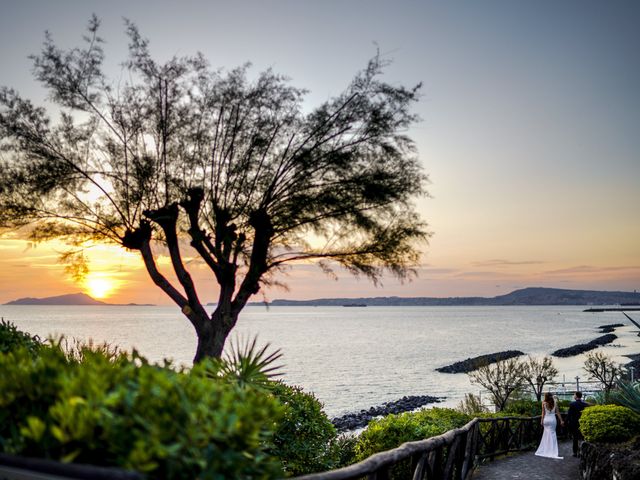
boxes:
[192,308,237,363]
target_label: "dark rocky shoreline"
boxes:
[552,333,617,357]
[435,350,525,374]
[331,395,443,432]
[597,323,625,333]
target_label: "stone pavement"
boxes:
[472,440,580,480]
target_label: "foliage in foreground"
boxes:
[0,323,348,478]
[0,319,43,356]
[269,382,339,477]
[579,405,640,443]
[354,408,471,478]
[0,343,284,478]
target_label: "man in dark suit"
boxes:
[567,391,588,457]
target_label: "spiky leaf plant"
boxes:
[206,336,283,390]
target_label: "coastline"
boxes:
[3,304,638,418]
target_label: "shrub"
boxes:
[354,408,471,478]
[0,344,284,479]
[457,393,488,415]
[268,382,338,477]
[504,398,570,417]
[579,405,640,443]
[503,399,541,417]
[0,319,43,356]
[330,433,358,469]
[353,408,471,479]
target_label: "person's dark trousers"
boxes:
[572,428,583,456]
[567,399,588,456]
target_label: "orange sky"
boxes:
[1,2,639,304]
[0,235,638,305]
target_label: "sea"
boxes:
[1,305,638,417]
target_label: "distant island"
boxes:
[6,287,639,307]
[4,293,154,306]
[250,287,640,307]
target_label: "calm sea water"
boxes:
[1,305,638,417]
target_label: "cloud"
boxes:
[455,270,505,278]
[420,267,459,275]
[544,265,640,275]
[472,259,546,267]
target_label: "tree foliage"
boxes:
[521,355,558,401]
[583,351,622,394]
[0,17,429,361]
[468,358,526,411]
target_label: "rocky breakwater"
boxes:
[597,323,625,333]
[552,333,617,357]
[331,395,442,432]
[435,350,525,374]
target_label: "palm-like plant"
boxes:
[205,336,284,390]
[611,379,640,415]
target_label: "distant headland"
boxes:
[4,293,154,306]
[252,287,640,307]
[5,287,639,307]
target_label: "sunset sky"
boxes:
[0,1,638,304]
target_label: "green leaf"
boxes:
[20,416,46,442]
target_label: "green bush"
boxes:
[503,399,541,416]
[0,319,43,356]
[503,398,570,417]
[457,393,488,415]
[353,408,471,479]
[268,382,338,477]
[356,408,470,462]
[0,344,284,479]
[579,405,640,443]
[330,433,358,470]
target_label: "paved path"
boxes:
[472,440,580,480]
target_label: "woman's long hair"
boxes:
[544,391,555,410]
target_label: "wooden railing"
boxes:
[294,413,568,480]
[476,416,540,460]
[294,419,479,480]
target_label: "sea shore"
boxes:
[331,394,442,432]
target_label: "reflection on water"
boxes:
[2,305,637,416]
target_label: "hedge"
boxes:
[579,404,640,443]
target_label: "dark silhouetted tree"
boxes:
[522,356,558,401]
[583,351,621,394]
[0,17,429,361]
[468,358,526,411]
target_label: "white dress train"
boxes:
[535,404,563,459]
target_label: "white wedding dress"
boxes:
[535,403,563,459]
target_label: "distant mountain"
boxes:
[5,292,108,306]
[4,293,154,306]
[258,287,640,307]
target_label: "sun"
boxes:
[83,276,115,299]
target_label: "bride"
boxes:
[535,392,564,459]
